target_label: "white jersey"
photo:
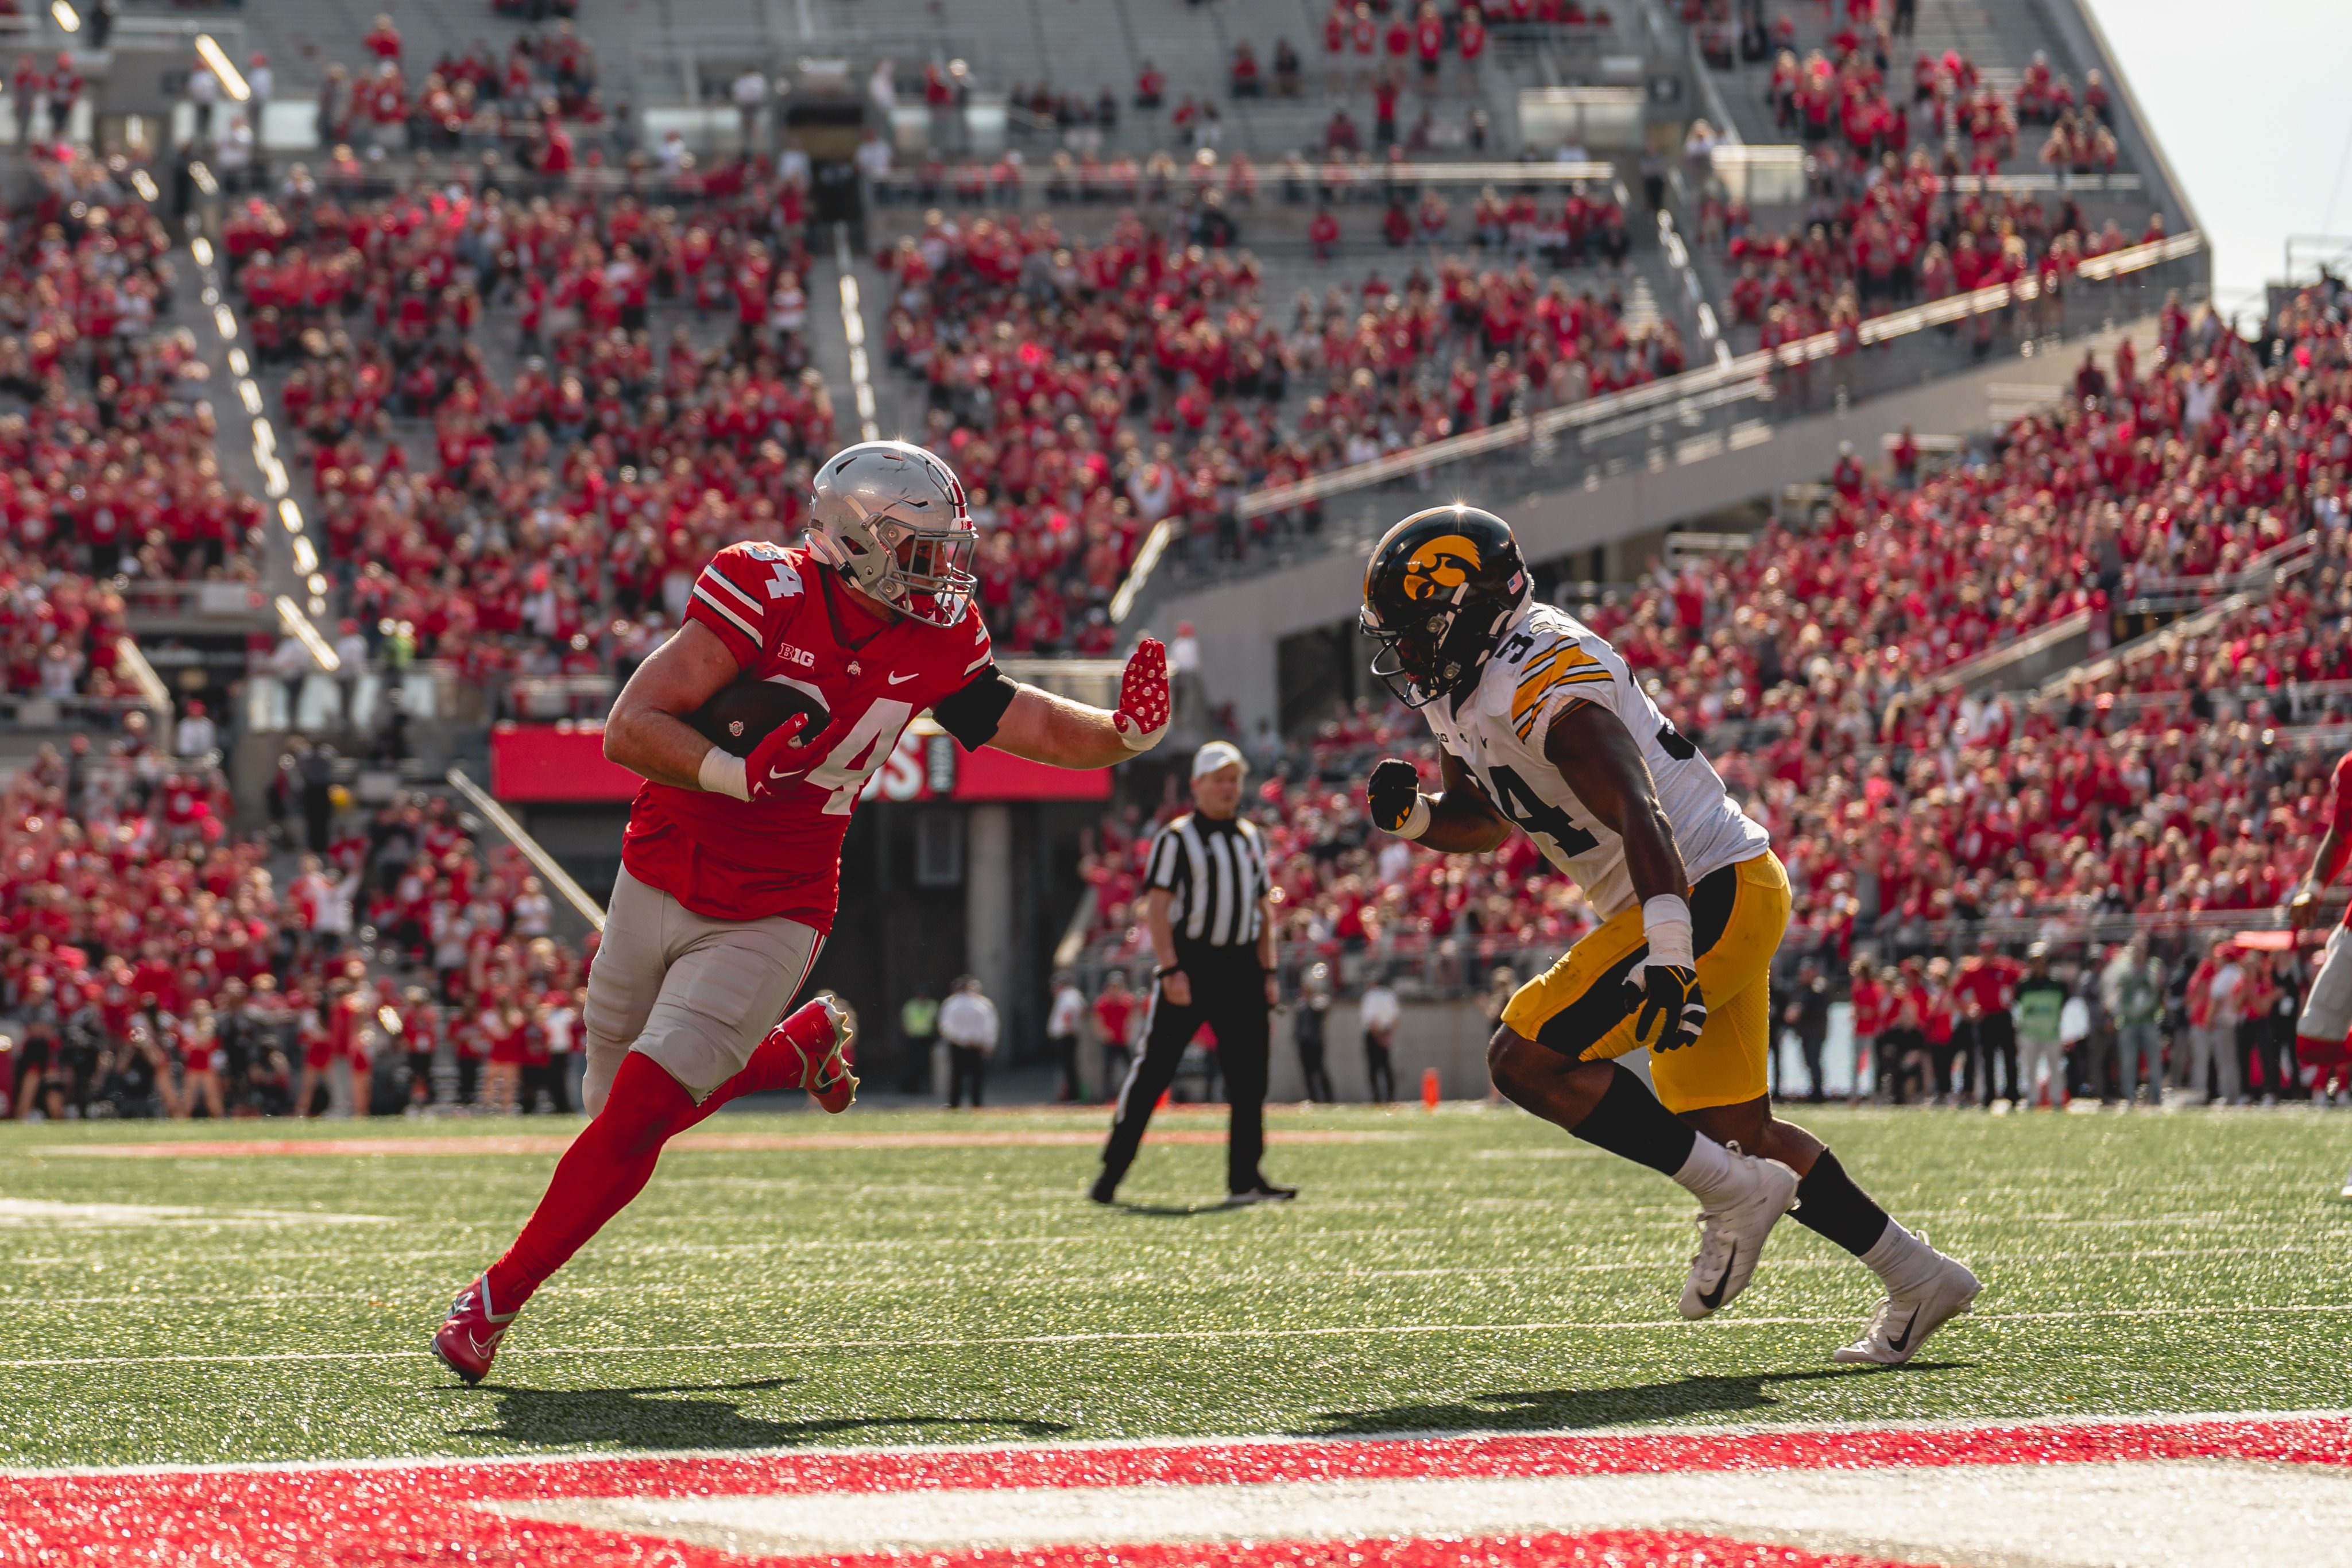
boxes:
[1418,602,1770,920]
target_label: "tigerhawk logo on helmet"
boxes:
[1400,535,1486,601]
[1360,505,1529,707]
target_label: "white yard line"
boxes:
[7,1302,2349,1372]
[5,1242,2327,1308]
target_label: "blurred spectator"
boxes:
[939,974,998,1108]
[1360,972,1398,1102]
[1046,970,1085,1102]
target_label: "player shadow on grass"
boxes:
[1109,1199,1255,1217]
[1294,1364,1967,1436]
[437,1375,1074,1449]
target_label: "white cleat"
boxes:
[2339,1165,2352,1201]
[1680,1145,1800,1319]
[1835,1240,1983,1365]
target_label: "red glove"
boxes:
[744,711,819,801]
[1113,636,1170,753]
[704,711,819,802]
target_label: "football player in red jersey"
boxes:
[2289,750,2352,1191]
[433,440,1171,1384]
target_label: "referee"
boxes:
[1091,741,1296,1206]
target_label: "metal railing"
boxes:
[116,578,271,621]
[446,766,608,934]
[872,157,1619,206]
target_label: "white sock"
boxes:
[1859,1220,1936,1291]
[1671,1135,1742,1203]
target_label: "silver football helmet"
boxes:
[804,440,978,626]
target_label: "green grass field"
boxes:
[2,1102,2348,1470]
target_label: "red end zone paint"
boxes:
[6,1416,2350,1567]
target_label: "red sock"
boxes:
[687,998,835,1118]
[485,1051,697,1311]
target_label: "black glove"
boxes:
[1365,758,1425,835]
[1625,962,1707,1052]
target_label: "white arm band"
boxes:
[698,747,750,802]
[1392,794,1433,841]
[1642,893,1695,969]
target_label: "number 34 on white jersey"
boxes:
[1415,602,1771,922]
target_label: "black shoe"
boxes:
[1227,1182,1297,1205]
[1087,1174,1119,1205]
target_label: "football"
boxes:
[686,675,830,758]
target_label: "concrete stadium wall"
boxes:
[1152,316,2163,733]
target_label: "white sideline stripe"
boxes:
[486,1459,2352,1565]
[0,1199,395,1228]
[8,1302,2351,1371]
[5,1242,2319,1306]
[10,1408,2350,1482]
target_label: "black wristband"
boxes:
[1155,965,1183,978]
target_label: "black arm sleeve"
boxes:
[931,664,1020,750]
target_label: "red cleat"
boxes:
[752,994,859,1113]
[431,1273,517,1387]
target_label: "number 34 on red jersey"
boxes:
[620,541,995,928]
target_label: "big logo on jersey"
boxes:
[1402,535,1483,601]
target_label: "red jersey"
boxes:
[1093,992,1138,1048]
[621,542,995,927]
[1951,956,2020,1016]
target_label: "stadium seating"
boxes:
[878,208,1672,644]
[1079,276,2350,990]
[0,183,265,707]
[227,178,831,712]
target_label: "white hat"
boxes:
[1191,740,1247,780]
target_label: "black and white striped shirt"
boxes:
[1144,812,1269,955]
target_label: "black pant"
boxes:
[1363,1032,1395,1103]
[303,783,333,853]
[2241,1019,2292,1098]
[1048,1032,1080,1102]
[1296,1028,1334,1102]
[947,1044,988,1107]
[1100,956,1271,1194]
[1797,1032,1828,1102]
[1971,1012,2019,1104]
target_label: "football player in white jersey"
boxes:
[1359,505,1978,1364]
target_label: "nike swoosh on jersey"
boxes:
[887,672,919,685]
[1697,1244,1736,1311]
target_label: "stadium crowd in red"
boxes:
[0,183,265,703]
[1698,19,2148,353]
[0,739,297,1120]
[1084,280,2351,970]
[309,18,616,173]
[877,210,1672,643]
[0,737,596,1120]
[224,176,830,707]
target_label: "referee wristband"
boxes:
[1641,894,1695,969]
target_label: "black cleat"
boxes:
[1227,1182,1298,1205]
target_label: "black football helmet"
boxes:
[1359,505,1530,707]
